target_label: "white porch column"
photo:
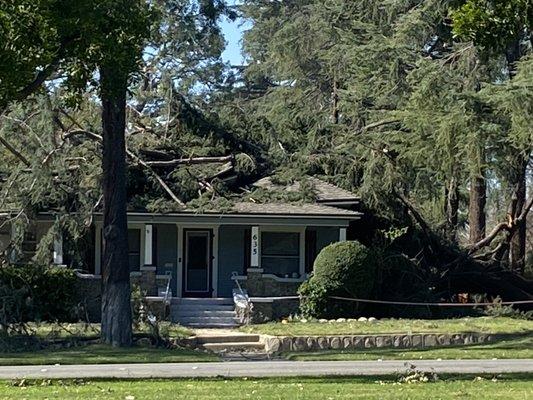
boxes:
[339,227,347,242]
[144,224,153,266]
[251,226,259,268]
[53,235,64,265]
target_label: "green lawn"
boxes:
[0,322,212,366]
[23,322,193,340]
[1,376,532,399]
[284,336,533,361]
[241,317,533,336]
[0,343,218,365]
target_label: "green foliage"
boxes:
[299,241,376,318]
[0,0,154,107]
[451,0,532,50]
[0,265,78,331]
[483,296,533,320]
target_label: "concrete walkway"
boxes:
[2,359,533,379]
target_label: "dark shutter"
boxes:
[243,228,251,273]
[305,229,317,273]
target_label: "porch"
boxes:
[92,213,353,300]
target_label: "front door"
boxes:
[182,229,212,298]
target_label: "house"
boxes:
[1,177,362,325]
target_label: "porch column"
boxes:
[140,224,156,296]
[250,226,259,268]
[339,227,347,242]
[53,234,64,265]
[144,224,153,266]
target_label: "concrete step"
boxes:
[181,322,241,328]
[201,342,265,353]
[174,298,233,305]
[174,310,236,318]
[195,334,260,344]
[176,316,238,325]
[172,304,235,312]
[220,352,272,361]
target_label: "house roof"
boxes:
[231,202,361,218]
[252,177,359,203]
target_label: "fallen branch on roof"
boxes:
[145,155,234,167]
[61,128,186,207]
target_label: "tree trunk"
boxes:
[332,78,339,124]
[100,66,132,347]
[510,162,527,273]
[445,177,459,242]
[468,172,486,244]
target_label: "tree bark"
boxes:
[445,176,459,242]
[510,161,527,273]
[332,78,339,124]
[468,172,486,244]
[100,66,132,347]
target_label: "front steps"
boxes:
[171,298,240,328]
[192,333,268,359]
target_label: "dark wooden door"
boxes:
[182,229,212,297]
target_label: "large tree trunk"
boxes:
[469,172,486,244]
[100,66,132,347]
[510,162,527,273]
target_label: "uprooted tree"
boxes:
[211,0,533,305]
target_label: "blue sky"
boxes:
[220,1,249,65]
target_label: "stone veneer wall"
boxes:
[243,270,301,297]
[249,299,300,323]
[262,332,497,354]
[74,272,102,322]
[75,270,167,322]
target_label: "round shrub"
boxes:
[299,241,376,318]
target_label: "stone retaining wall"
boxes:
[261,332,496,353]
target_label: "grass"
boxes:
[241,317,533,337]
[1,376,532,399]
[23,322,193,340]
[0,343,218,366]
[0,322,215,366]
[284,336,533,361]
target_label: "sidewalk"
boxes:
[2,359,533,379]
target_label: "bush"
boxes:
[0,265,78,331]
[299,241,376,318]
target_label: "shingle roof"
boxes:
[253,177,358,203]
[232,202,361,218]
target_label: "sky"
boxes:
[220,1,249,65]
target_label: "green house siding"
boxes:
[218,225,247,297]
[155,224,178,296]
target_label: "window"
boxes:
[128,229,141,272]
[261,231,300,277]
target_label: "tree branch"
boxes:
[468,196,533,255]
[145,155,234,167]
[0,135,31,167]
[62,129,186,207]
